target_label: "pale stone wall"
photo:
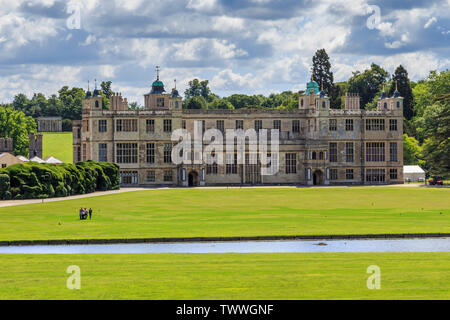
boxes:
[75,87,404,186]
[37,117,62,132]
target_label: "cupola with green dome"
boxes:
[305,75,320,95]
[150,66,166,94]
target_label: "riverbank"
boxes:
[1,233,449,247]
[0,252,448,299]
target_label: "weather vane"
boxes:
[156,66,160,80]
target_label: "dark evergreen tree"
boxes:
[388,65,415,120]
[311,49,343,108]
[312,49,334,93]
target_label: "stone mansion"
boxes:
[73,73,404,187]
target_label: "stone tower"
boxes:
[29,133,43,158]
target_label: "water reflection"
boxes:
[0,238,448,254]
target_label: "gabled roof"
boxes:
[17,155,29,162]
[403,165,425,174]
[44,156,63,164]
[30,156,45,163]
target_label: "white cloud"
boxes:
[99,65,116,78]
[173,39,247,61]
[186,0,218,12]
[80,34,96,46]
[0,13,58,51]
[211,69,260,91]
[424,17,437,29]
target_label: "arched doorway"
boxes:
[313,170,323,186]
[188,171,199,187]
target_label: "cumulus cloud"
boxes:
[211,69,260,91]
[424,17,437,29]
[0,0,448,103]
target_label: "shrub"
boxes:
[62,119,73,132]
[0,161,120,199]
[0,174,10,200]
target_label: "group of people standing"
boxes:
[79,208,93,220]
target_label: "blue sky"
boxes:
[0,0,449,104]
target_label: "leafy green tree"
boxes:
[183,96,207,109]
[184,79,211,101]
[62,119,73,132]
[413,70,450,117]
[225,94,261,109]
[403,134,421,165]
[100,81,113,99]
[418,101,450,175]
[0,106,37,156]
[45,95,64,117]
[128,102,143,110]
[348,63,389,109]
[58,86,85,120]
[99,81,114,110]
[388,65,415,120]
[208,98,234,110]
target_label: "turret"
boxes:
[144,66,170,110]
[170,79,182,110]
[377,82,403,113]
[316,80,330,110]
[83,79,103,112]
[299,75,320,109]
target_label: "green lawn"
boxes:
[0,187,449,241]
[42,132,73,163]
[0,253,448,299]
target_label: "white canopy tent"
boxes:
[403,165,425,182]
[44,156,63,164]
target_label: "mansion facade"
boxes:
[73,75,404,187]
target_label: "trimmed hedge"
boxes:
[0,161,120,200]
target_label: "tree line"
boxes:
[0,50,448,176]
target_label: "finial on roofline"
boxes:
[156,66,160,81]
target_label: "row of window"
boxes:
[329,119,398,132]
[329,142,398,163]
[95,118,399,135]
[365,142,398,162]
[95,141,397,165]
[96,143,172,164]
[120,170,173,184]
[115,143,173,164]
[327,168,398,181]
[97,119,173,133]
